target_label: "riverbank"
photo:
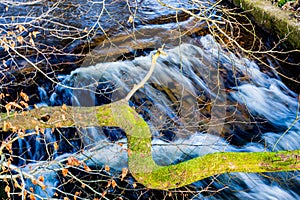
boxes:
[229,0,300,49]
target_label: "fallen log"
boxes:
[1,99,300,190]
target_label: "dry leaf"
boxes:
[10,42,15,49]
[3,121,12,131]
[20,91,29,101]
[121,168,128,181]
[0,93,5,99]
[17,24,27,32]
[83,164,91,172]
[67,156,80,167]
[111,180,117,189]
[5,103,11,113]
[62,168,68,177]
[62,104,67,111]
[3,44,9,52]
[127,149,132,156]
[32,179,37,185]
[74,191,80,200]
[40,184,46,190]
[29,193,36,200]
[35,126,39,134]
[5,143,12,153]
[127,15,134,24]
[7,31,15,36]
[17,36,24,44]
[10,102,22,109]
[29,37,35,46]
[53,142,59,151]
[20,101,28,108]
[38,176,44,182]
[5,185,10,193]
[106,180,111,188]
[105,165,110,172]
[32,31,40,38]
[132,183,137,188]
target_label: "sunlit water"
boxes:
[16,35,300,199]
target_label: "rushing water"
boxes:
[11,34,299,199]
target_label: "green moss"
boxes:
[231,0,300,49]
[278,0,295,7]
[2,101,300,190]
[93,100,300,190]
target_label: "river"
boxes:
[1,0,300,199]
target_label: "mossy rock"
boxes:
[230,0,300,49]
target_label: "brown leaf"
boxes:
[132,183,137,188]
[32,179,37,185]
[40,184,46,190]
[3,121,12,131]
[3,44,9,52]
[127,15,134,24]
[38,176,44,182]
[105,165,110,172]
[35,126,39,134]
[67,156,80,167]
[5,143,12,153]
[62,168,68,177]
[29,37,35,46]
[62,104,67,111]
[19,101,28,108]
[20,91,29,102]
[5,103,11,113]
[17,24,27,32]
[74,191,80,200]
[53,142,59,151]
[5,185,10,193]
[127,149,132,157]
[32,31,40,38]
[106,180,111,188]
[8,102,23,109]
[111,180,117,189]
[17,36,24,44]
[29,193,36,200]
[121,168,128,181]
[83,164,91,172]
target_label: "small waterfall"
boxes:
[15,34,299,199]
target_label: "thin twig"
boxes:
[125,45,167,101]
